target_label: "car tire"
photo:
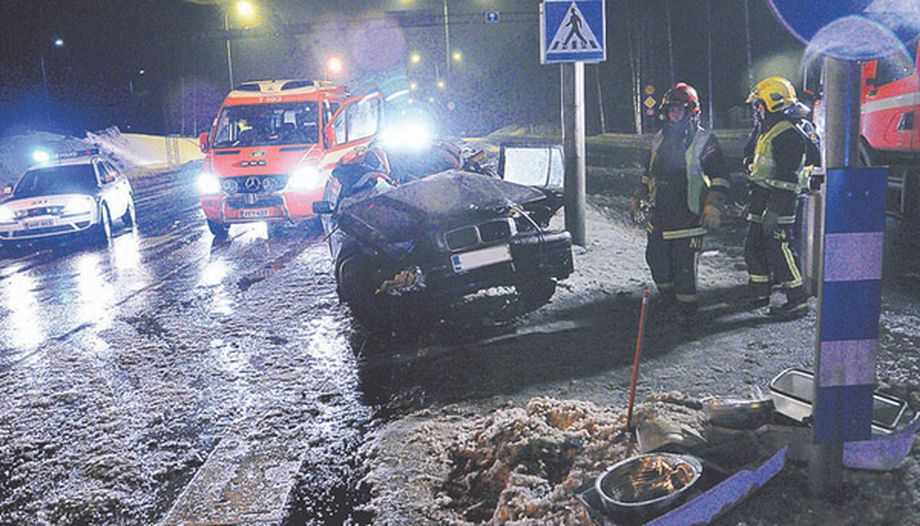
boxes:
[122,200,136,228]
[207,219,230,238]
[515,278,557,307]
[92,204,112,246]
[337,256,390,329]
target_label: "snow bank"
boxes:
[0,128,203,188]
[433,394,705,524]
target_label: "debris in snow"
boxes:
[436,394,705,524]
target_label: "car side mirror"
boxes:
[199,132,210,154]
[312,200,334,215]
[2,184,12,196]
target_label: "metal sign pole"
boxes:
[561,62,587,246]
[810,56,884,495]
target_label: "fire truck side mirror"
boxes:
[198,132,210,154]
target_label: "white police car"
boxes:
[0,149,135,246]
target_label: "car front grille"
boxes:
[12,224,77,237]
[222,175,289,195]
[443,218,514,252]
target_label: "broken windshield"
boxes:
[212,102,320,148]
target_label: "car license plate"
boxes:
[451,245,512,274]
[26,218,56,229]
[241,208,270,218]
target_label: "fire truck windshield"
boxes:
[213,102,320,149]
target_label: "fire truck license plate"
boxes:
[451,245,512,274]
[241,208,270,218]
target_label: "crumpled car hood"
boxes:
[338,170,546,243]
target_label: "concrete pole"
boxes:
[561,62,587,246]
[809,56,866,496]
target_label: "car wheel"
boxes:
[122,200,136,228]
[207,219,230,238]
[337,256,390,328]
[92,204,112,246]
[515,278,557,307]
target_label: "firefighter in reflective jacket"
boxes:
[632,83,730,323]
[743,76,821,319]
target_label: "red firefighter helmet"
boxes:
[660,82,700,117]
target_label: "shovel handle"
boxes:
[626,287,651,431]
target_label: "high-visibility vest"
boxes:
[648,127,712,215]
[749,120,811,193]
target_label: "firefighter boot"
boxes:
[650,289,677,319]
[768,286,808,320]
[676,301,698,327]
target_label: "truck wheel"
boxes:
[858,140,875,167]
[515,278,557,307]
[91,204,112,246]
[207,219,230,238]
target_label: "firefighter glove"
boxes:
[702,204,722,231]
[762,209,780,235]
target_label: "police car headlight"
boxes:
[287,165,325,191]
[197,172,222,195]
[62,197,94,216]
[0,206,14,223]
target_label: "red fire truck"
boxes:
[857,39,920,225]
[196,80,383,237]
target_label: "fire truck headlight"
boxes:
[287,165,325,191]
[197,172,222,195]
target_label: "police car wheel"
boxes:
[207,219,230,238]
[122,201,136,228]
[91,204,112,245]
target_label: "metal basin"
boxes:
[768,368,907,434]
[595,453,703,522]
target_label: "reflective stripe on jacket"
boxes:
[749,120,810,192]
[648,127,712,216]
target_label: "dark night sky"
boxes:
[0,0,805,137]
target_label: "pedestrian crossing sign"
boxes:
[541,0,606,64]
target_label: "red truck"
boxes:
[857,39,919,225]
[196,79,383,237]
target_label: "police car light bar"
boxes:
[32,147,101,164]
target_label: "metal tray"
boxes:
[768,368,907,434]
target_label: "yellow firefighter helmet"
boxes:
[746,76,798,113]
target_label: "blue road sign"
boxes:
[485,11,500,24]
[768,1,920,59]
[541,0,606,64]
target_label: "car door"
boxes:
[322,93,384,169]
[106,161,133,212]
[94,160,125,219]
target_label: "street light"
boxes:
[451,50,462,62]
[324,56,344,81]
[410,52,421,65]
[223,0,256,90]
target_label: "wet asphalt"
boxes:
[0,165,392,525]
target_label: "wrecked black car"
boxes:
[312,143,575,327]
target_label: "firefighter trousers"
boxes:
[646,230,703,304]
[744,222,804,299]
